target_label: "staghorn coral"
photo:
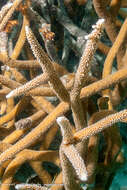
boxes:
[0,0,127,190]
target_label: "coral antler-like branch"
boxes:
[25,25,70,102]
[71,18,105,130]
[74,109,127,142]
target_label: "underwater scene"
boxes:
[0,0,127,190]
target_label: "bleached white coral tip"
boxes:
[92,25,96,29]
[6,91,14,99]
[56,116,66,124]
[84,35,89,40]
[15,184,23,189]
[80,173,88,181]
[7,3,13,7]
[97,18,105,25]
[25,26,30,33]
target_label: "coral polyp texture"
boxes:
[0,0,127,189]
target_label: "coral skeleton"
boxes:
[0,0,127,190]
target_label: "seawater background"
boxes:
[0,1,127,189]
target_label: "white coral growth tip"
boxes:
[56,116,74,144]
[56,116,66,124]
[0,2,13,10]
[15,183,48,190]
[80,172,88,181]
[56,116,68,139]
[15,184,23,189]
[6,90,14,99]
[25,25,30,34]
[56,116,66,134]
[85,18,105,40]
[6,3,13,8]
[95,18,105,25]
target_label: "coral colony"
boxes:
[0,0,127,189]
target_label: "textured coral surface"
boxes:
[0,0,127,190]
